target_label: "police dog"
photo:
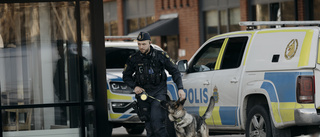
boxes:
[166,96,215,137]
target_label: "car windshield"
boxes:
[105,47,138,68]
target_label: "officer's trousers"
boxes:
[137,93,168,137]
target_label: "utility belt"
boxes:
[134,71,166,86]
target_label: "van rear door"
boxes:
[314,34,320,110]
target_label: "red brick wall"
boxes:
[297,0,304,21]
[117,0,124,35]
[155,0,200,60]
[240,0,249,30]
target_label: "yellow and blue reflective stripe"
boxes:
[299,30,314,67]
[261,71,314,123]
[185,106,239,126]
[109,113,134,120]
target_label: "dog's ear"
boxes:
[179,98,186,106]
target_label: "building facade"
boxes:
[103,0,319,60]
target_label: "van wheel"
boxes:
[246,105,272,137]
[125,125,145,135]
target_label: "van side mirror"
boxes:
[177,60,188,72]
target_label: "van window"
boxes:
[220,37,248,69]
[105,47,138,68]
[189,39,224,72]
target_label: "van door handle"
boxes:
[203,80,210,85]
[230,78,238,83]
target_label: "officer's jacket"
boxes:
[122,46,183,95]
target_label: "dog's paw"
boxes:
[168,114,175,121]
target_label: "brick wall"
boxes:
[117,0,124,35]
[155,0,200,60]
[240,0,249,30]
[297,0,304,21]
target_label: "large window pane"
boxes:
[2,107,81,136]
[229,8,240,32]
[205,10,218,39]
[0,2,93,105]
[220,10,228,34]
[256,4,269,21]
[315,0,320,20]
[280,1,295,21]
[128,18,139,33]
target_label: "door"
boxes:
[182,39,225,123]
[211,36,249,127]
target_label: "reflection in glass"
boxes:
[0,2,93,104]
[256,4,269,21]
[2,107,84,135]
[281,1,295,21]
[205,10,218,39]
[315,0,320,20]
[128,18,139,33]
[0,1,94,137]
[255,4,269,29]
[229,8,240,32]
[220,10,228,34]
[128,16,155,33]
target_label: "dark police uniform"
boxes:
[122,32,183,137]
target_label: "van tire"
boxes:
[246,105,272,137]
[125,125,145,135]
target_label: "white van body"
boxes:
[177,24,320,136]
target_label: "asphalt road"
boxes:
[111,127,245,137]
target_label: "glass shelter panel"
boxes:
[0,1,94,137]
[2,107,81,136]
[0,2,93,105]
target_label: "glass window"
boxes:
[190,39,224,72]
[146,16,155,25]
[315,0,320,20]
[229,8,241,32]
[127,16,155,33]
[220,10,228,34]
[104,22,110,36]
[253,1,295,28]
[128,18,139,33]
[2,107,81,133]
[205,10,219,39]
[139,18,146,28]
[110,21,118,36]
[105,47,138,68]
[0,2,94,136]
[255,4,269,21]
[220,37,248,69]
[280,1,295,21]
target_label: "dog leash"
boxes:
[139,91,169,111]
[139,91,162,102]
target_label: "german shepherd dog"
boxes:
[166,96,215,137]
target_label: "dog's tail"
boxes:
[201,96,215,119]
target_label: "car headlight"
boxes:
[109,82,134,94]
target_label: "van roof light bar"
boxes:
[105,36,136,40]
[239,21,320,30]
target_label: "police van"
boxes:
[176,21,320,136]
[104,38,179,135]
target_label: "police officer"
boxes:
[123,32,185,137]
